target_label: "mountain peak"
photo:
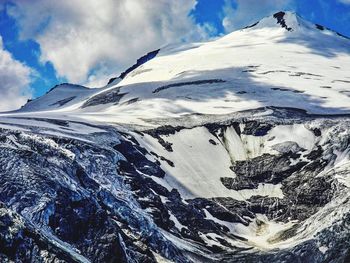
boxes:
[273,11,295,31]
[244,11,304,32]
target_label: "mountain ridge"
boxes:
[16,11,350,114]
[8,11,350,129]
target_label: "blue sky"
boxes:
[0,0,349,110]
[0,6,65,95]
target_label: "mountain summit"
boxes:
[246,11,303,31]
[246,11,318,32]
[248,11,349,39]
[13,11,350,128]
[0,11,350,263]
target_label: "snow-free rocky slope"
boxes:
[1,11,350,263]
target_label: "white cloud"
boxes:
[0,36,32,111]
[8,0,206,85]
[338,0,350,4]
[222,0,295,32]
[83,66,117,88]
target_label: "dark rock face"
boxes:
[336,32,350,40]
[81,88,127,108]
[229,153,307,188]
[152,79,226,93]
[241,121,272,136]
[1,108,350,262]
[316,24,325,31]
[273,11,293,31]
[50,96,76,107]
[244,21,259,29]
[107,49,160,85]
[119,49,160,80]
[144,126,185,152]
[46,83,88,94]
[107,77,118,85]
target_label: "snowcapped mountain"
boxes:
[1,11,350,263]
[13,11,350,127]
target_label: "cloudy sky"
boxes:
[0,0,349,111]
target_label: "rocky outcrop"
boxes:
[0,108,350,262]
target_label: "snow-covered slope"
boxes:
[18,83,96,112]
[1,11,350,263]
[5,11,349,128]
